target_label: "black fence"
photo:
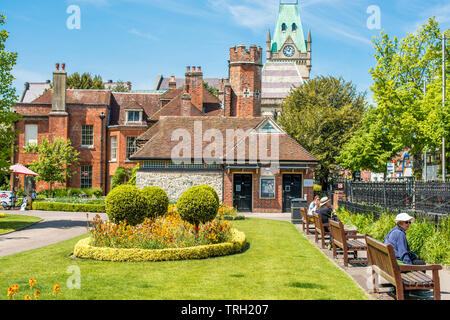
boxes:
[332,179,449,221]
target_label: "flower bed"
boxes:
[73,229,246,262]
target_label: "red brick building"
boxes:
[13,45,319,213]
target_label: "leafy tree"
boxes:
[362,18,449,176]
[109,83,130,92]
[278,76,367,189]
[24,137,80,191]
[111,166,133,190]
[67,72,104,89]
[0,15,20,178]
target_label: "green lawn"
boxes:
[0,218,368,300]
[0,214,42,235]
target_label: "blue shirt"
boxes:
[384,226,413,265]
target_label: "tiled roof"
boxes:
[131,116,318,163]
[109,92,162,126]
[20,82,51,103]
[31,89,112,105]
[156,77,220,90]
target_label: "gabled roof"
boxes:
[131,116,318,163]
[109,92,162,126]
[31,89,111,105]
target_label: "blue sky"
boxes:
[2,0,450,102]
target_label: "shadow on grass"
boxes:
[287,282,326,290]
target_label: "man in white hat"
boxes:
[384,213,425,266]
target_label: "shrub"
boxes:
[406,220,435,258]
[53,188,69,198]
[90,188,103,198]
[67,188,83,197]
[196,185,220,204]
[32,201,105,213]
[177,185,220,229]
[141,186,169,218]
[105,185,150,226]
[370,214,396,241]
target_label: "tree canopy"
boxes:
[0,15,20,179]
[67,72,104,89]
[278,75,367,188]
[338,18,449,176]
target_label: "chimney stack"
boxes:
[50,62,68,115]
[169,75,177,90]
[185,65,204,114]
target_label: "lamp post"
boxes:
[99,112,106,194]
[442,34,447,182]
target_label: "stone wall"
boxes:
[136,171,223,202]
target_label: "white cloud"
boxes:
[129,28,159,41]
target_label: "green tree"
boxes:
[109,84,130,92]
[24,137,80,191]
[278,76,366,189]
[203,81,218,98]
[0,15,20,178]
[365,18,449,176]
[67,72,104,89]
[111,166,133,190]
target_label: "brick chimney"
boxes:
[50,62,68,115]
[185,66,203,114]
[181,83,192,117]
[169,75,177,90]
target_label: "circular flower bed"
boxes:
[73,207,246,262]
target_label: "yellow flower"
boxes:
[24,295,32,300]
[53,284,61,296]
[29,278,36,290]
[34,290,41,300]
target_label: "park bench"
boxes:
[300,208,315,235]
[313,212,330,249]
[329,220,367,267]
[365,235,442,300]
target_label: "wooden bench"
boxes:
[329,220,367,267]
[300,208,315,235]
[313,212,330,249]
[365,235,442,300]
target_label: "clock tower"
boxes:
[261,0,312,115]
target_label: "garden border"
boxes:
[73,228,247,262]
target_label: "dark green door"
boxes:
[282,174,302,213]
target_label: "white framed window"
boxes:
[126,110,142,123]
[260,177,276,199]
[126,137,138,160]
[110,136,117,162]
[81,125,94,147]
[25,124,38,146]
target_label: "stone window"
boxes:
[110,136,117,162]
[260,177,276,199]
[81,166,93,189]
[254,90,261,99]
[81,125,94,147]
[126,137,138,160]
[25,124,38,146]
[243,88,251,98]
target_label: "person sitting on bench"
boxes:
[384,213,425,266]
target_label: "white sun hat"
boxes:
[394,213,415,223]
[319,197,330,207]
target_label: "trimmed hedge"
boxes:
[141,186,169,218]
[32,201,105,213]
[73,229,246,262]
[177,185,220,228]
[105,185,151,226]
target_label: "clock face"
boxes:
[283,45,295,57]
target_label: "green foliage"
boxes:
[67,72,104,89]
[141,186,169,218]
[109,82,130,92]
[177,186,220,229]
[32,201,105,213]
[0,15,20,176]
[196,185,220,204]
[105,185,150,226]
[406,220,435,258]
[203,81,219,98]
[111,166,133,190]
[422,217,450,265]
[24,137,80,191]
[340,18,450,173]
[278,76,366,187]
[370,214,396,242]
[127,164,139,186]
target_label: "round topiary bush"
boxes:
[196,185,220,205]
[105,185,151,226]
[177,185,220,229]
[141,186,169,218]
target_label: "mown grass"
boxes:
[0,218,368,300]
[0,214,42,235]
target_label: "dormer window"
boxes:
[126,110,142,123]
[281,23,287,32]
[292,23,297,32]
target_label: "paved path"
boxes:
[0,211,108,258]
[246,213,450,301]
